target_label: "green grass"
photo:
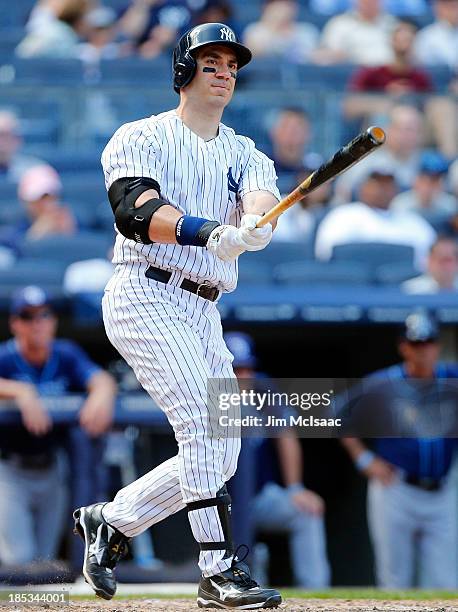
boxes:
[69,588,458,601]
[281,589,458,600]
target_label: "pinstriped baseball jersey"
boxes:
[100,107,279,578]
[101,109,280,292]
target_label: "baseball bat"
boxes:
[256,126,386,228]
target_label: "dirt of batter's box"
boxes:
[1,600,458,612]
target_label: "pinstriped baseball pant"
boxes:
[101,262,240,576]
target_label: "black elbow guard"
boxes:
[108,177,167,244]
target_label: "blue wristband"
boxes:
[175,215,220,247]
[355,450,375,472]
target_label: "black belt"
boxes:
[404,475,445,492]
[145,266,220,302]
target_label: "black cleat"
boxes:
[73,503,130,600]
[197,547,282,609]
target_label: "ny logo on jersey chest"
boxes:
[227,167,240,194]
[220,27,235,42]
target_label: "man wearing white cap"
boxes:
[17,164,76,241]
[0,164,77,252]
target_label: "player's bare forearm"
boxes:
[0,377,37,401]
[0,378,51,435]
[86,371,117,404]
[134,188,183,243]
[341,437,368,461]
[242,191,278,230]
[276,435,303,487]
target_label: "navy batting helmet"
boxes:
[172,23,252,93]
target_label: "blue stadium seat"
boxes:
[0,0,35,29]
[0,201,25,226]
[0,181,19,204]
[242,240,313,266]
[30,146,103,174]
[98,57,170,85]
[293,64,355,91]
[10,58,85,85]
[0,259,66,300]
[0,29,25,61]
[238,260,273,284]
[62,175,107,208]
[18,232,113,264]
[273,260,373,285]
[416,211,454,236]
[331,242,415,269]
[93,200,114,231]
[426,66,454,94]
[20,117,59,145]
[230,0,262,23]
[237,59,298,90]
[375,262,421,285]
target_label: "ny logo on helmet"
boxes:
[220,27,235,42]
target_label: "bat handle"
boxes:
[256,209,277,228]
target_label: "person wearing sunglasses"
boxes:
[0,285,116,566]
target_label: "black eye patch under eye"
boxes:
[202,67,237,78]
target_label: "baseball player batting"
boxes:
[73,23,282,609]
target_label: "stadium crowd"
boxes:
[0,0,458,589]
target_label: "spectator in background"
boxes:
[192,0,237,30]
[315,165,436,269]
[0,286,116,565]
[118,0,192,59]
[344,22,457,159]
[342,311,458,588]
[414,0,458,70]
[345,21,432,106]
[334,105,423,203]
[78,6,127,65]
[0,111,43,183]
[64,248,114,295]
[16,0,90,58]
[243,0,320,63]
[391,150,457,215]
[0,164,76,253]
[224,332,330,588]
[309,0,429,18]
[314,0,397,66]
[450,158,458,199]
[402,236,458,293]
[267,107,312,174]
[273,155,332,242]
[16,165,76,242]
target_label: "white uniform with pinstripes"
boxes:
[100,109,280,577]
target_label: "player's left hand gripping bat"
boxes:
[256,126,386,228]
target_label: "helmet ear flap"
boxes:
[173,51,197,93]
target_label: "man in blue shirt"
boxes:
[0,285,116,565]
[342,311,458,588]
[225,332,330,588]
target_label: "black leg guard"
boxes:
[187,485,234,560]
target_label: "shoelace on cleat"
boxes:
[106,534,130,569]
[230,545,258,589]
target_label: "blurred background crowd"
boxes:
[1,0,458,592]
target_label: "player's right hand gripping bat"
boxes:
[256,126,386,228]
